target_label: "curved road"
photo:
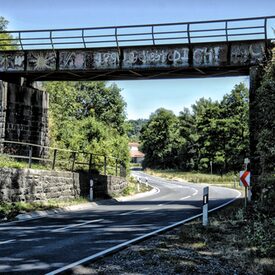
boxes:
[0,171,241,274]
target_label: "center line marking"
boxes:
[0,239,16,245]
[51,219,103,232]
[119,207,149,216]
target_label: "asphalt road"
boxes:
[0,171,241,274]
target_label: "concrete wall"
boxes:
[92,174,127,198]
[78,171,128,199]
[0,81,7,143]
[0,168,127,202]
[0,168,80,202]
[0,80,49,157]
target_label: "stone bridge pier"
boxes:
[0,80,49,157]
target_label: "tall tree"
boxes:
[140,108,181,169]
[75,82,127,134]
[178,108,197,170]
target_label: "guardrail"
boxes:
[0,140,126,177]
[0,16,274,51]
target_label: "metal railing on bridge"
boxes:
[0,140,126,177]
[0,16,274,51]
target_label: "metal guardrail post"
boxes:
[225,21,228,42]
[82,29,86,48]
[18,32,23,50]
[104,156,107,175]
[115,27,120,52]
[50,30,54,50]
[52,149,57,170]
[28,145,33,168]
[89,153,93,172]
[264,18,268,41]
[71,152,76,171]
[151,26,155,45]
[187,23,191,44]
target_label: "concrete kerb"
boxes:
[1,202,98,225]
[16,202,98,220]
[115,183,159,202]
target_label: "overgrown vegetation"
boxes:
[251,59,275,202]
[122,176,151,196]
[0,155,49,170]
[45,81,130,175]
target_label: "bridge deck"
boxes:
[0,16,274,81]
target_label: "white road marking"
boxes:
[46,189,242,275]
[180,195,191,200]
[119,207,149,216]
[0,239,15,245]
[51,219,103,232]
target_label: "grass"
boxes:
[0,154,50,170]
[0,197,90,221]
[145,168,242,190]
[122,176,152,196]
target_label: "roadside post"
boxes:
[244,158,252,202]
[202,186,209,226]
[239,169,251,208]
[90,179,94,201]
[137,177,140,192]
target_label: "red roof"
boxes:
[129,142,145,158]
[130,151,145,158]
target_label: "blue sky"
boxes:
[1,0,274,119]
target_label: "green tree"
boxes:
[127,118,148,141]
[45,81,130,173]
[220,83,249,171]
[75,82,127,134]
[140,108,181,169]
[178,108,197,170]
[192,98,221,172]
[0,16,16,50]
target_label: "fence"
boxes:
[0,16,274,51]
[0,140,126,177]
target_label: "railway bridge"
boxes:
[0,15,274,180]
[0,16,274,83]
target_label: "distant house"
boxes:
[129,142,145,164]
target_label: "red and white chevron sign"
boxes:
[240,170,251,187]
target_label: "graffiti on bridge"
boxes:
[0,41,266,72]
